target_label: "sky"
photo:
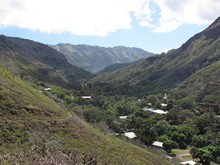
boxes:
[0,0,220,53]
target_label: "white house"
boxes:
[124,132,136,139]
[180,160,196,165]
[142,107,168,115]
[152,141,163,148]
[119,116,127,119]
[81,96,92,99]
[161,103,167,107]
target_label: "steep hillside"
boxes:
[98,62,131,74]
[173,60,220,104]
[0,67,172,164]
[51,44,153,73]
[90,17,220,96]
[0,35,93,87]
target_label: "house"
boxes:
[44,88,51,91]
[142,107,168,115]
[180,160,196,165]
[153,109,168,114]
[81,96,92,99]
[124,132,136,139]
[161,103,167,107]
[119,116,127,119]
[152,141,163,148]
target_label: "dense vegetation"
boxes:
[69,85,220,164]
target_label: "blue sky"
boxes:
[0,0,219,53]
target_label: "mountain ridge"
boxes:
[0,35,94,87]
[51,43,154,73]
[90,17,220,96]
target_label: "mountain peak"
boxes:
[202,16,220,39]
[207,16,220,29]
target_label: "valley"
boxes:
[0,17,220,165]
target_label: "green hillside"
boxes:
[98,62,131,74]
[0,65,171,164]
[90,17,220,97]
[174,60,220,104]
[0,35,94,87]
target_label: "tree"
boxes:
[152,120,170,136]
[191,148,213,164]
[179,124,198,144]
[170,131,186,144]
[83,107,102,123]
[146,94,159,107]
[163,140,178,153]
[191,134,215,148]
[177,98,195,109]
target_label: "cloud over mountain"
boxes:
[0,0,219,35]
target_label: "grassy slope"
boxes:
[0,67,172,164]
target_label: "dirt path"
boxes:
[175,150,191,161]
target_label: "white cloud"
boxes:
[0,0,220,35]
[0,0,152,36]
[153,0,220,32]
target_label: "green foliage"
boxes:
[163,140,178,153]
[178,124,198,144]
[177,98,196,109]
[191,147,214,164]
[170,131,187,144]
[52,88,73,104]
[83,106,103,123]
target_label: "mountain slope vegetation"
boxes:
[0,35,94,87]
[51,44,153,73]
[90,17,220,97]
[0,41,172,164]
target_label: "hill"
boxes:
[0,35,94,87]
[0,66,172,164]
[50,44,153,73]
[0,35,172,164]
[90,17,220,97]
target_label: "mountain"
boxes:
[0,35,94,87]
[0,35,172,164]
[50,44,153,73]
[90,17,220,97]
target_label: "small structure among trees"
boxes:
[152,141,163,148]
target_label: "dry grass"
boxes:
[0,146,99,165]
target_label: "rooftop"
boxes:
[124,132,136,139]
[143,107,168,114]
[180,160,196,165]
[152,141,163,148]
